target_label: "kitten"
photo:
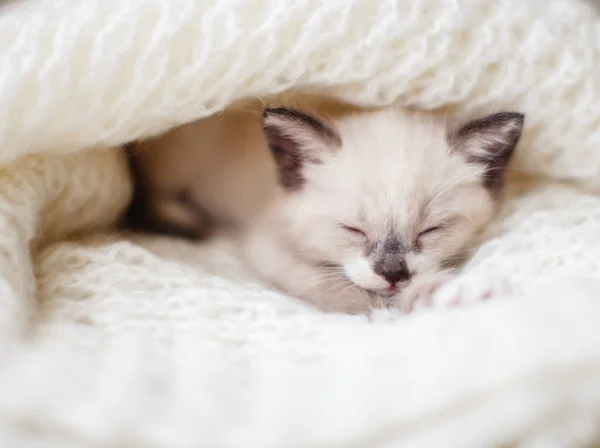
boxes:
[241,106,524,314]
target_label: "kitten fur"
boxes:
[125,98,524,314]
[124,108,277,238]
[124,95,356,237]
[243,105,523,313]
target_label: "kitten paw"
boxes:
[433,272,511,309]
[397,271,510,313]
[397,272,455,313]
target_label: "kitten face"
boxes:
[262,107,524,299]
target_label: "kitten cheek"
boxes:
[405,254,435,277]
[343,257,387,290]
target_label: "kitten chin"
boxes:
[241,105,524,314]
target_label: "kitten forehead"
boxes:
[308,108,485,231]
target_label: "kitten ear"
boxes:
[262,107,341,190]
[448,112,525,194]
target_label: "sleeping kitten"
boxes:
[125,100,524,314]
[241,106,524,314]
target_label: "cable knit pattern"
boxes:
[1,0,600,184]
[1,0,600,446]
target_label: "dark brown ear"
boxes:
[448,112,525,194]
[262,107,341,191]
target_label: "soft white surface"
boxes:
[1,0,600,446]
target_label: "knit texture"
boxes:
[1,0,600,446]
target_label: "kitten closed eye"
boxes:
[416,226,444,244]
[341,225,367,237]
[418,226,442,237]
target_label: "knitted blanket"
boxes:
[1,0,600,446]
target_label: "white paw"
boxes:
[397,271,455,313]
[432,272,511,309]
[397,271,511,313]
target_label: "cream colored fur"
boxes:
[243,107,506,312]
[132,104,512,313]
[128,96,357,231]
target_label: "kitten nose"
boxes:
[379,268,411,284]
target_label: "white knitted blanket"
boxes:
[2,0,600,446]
